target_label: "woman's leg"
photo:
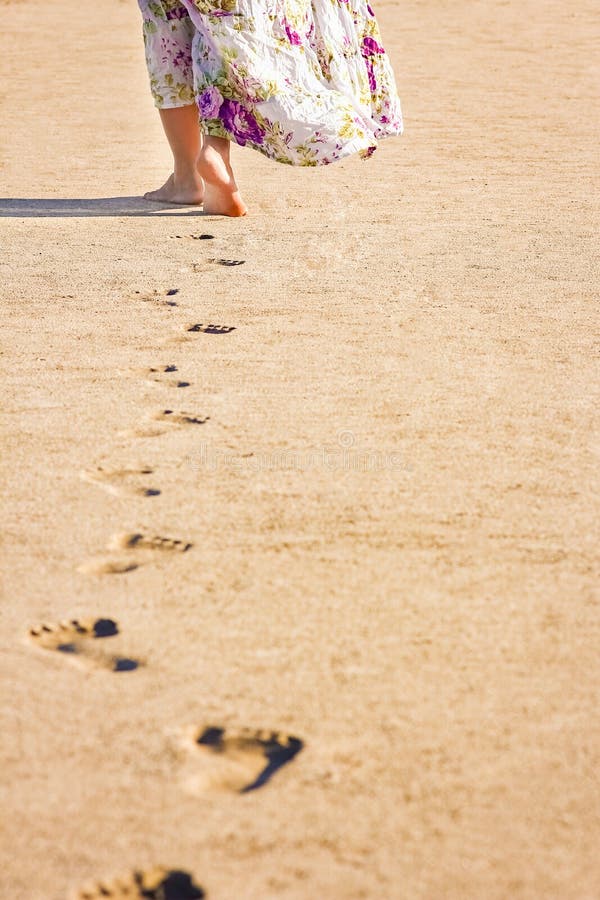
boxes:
[183,9,247,217]
[144,105,205,204]
[197,137,247,217]
[138,2,204,203]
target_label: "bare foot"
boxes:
[197,145,247,217]
[144,172,204,206]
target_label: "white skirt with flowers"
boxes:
[138,0,403,166]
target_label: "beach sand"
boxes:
[1,1,599,897]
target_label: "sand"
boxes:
[1,0,599,898]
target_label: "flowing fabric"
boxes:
[139,0,403,165]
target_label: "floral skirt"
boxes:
[138,0,403,166]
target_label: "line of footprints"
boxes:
[27,266,303,899]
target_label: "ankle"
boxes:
[201,139,231,164]
[173,161,202,183]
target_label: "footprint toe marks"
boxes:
[108,532,192,553]
[80,533,192,575]
[173,233,214,241]
[86,618,119,637]
[209,258,245,267]
[153,409,210,425]
[30,617,118,644]
[125,410,209,437]
[75,867,205,900]
[185,725,303,793]
[28,618,141,672]
[186,323,236,334]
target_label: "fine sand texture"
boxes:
[1,1,599,898]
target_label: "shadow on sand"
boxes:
[0,196,207,217]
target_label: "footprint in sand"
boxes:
[173,232,214,241]
[190,260,244,273]
[73,866,205,900]
[134,288,179,307]
[209,258,245,267]
[79,532,192,575]
[108,532,192,553]
[144,365,190,389]
[120,409,210,438]
[186,323,236,334]
[151,409,209,426]
[177,725,303,794]
[27,618,141,672]
[164,322,235,347]
[79,466,160,497]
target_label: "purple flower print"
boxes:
[220,100,265,146]
[366,62,377,92]
[198,86,224,119]
[173,48,192,70]
[361,36,384,92]
[361,36,385,57]
[159,37,192,75]
[165,5,189,20]
[283,19,302,45]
